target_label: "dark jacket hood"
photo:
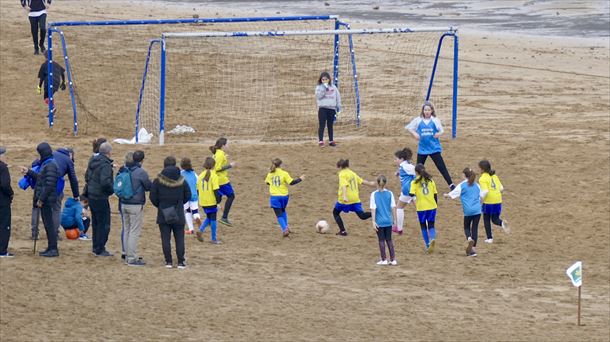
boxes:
[37,142,53,160]
[90,153,113,170]
[158,166,184,187]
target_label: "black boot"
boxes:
[40,249,59,257]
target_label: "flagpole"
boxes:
[577,285,581,326]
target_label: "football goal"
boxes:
[137,25,458,144]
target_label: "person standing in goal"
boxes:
[405,101,455,190]
[37,54,66,116]
[315,72,341,147]
[21,0,51,55]
[210,138,236,226]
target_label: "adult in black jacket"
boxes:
[84,142,114,257]
[27,142,59,257]
[52,147,79,239]
[0,147,15,257]
[150,157,191,269]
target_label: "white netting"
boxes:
[51,18,338,140]
[158,28,456,142]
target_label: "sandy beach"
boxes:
[0,0,609,341]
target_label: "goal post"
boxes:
[146,26,458,143]
[45,15,341,137]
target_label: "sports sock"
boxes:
[421,227,430,247]
[184,211,193,230]
[278,216,288,232]
[396,208,404,231]
[429,226,436,241]
[210,220,217,241]
[200,219,210,233]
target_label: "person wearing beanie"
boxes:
[0,147,15,257]
[150,156,191,269]
[84,142,114,257]
[23,142,60,257]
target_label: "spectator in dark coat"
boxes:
[84,142,114,257]
[52,147,79,236]
[0,147,15,257]
[27,142,59,257]
[150,156,191,269]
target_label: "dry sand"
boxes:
[0,0,609,341]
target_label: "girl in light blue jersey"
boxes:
[444,168,482,257]
[406,101,454,190]
[180,158,199,235]
[394,147,415,235]
[370,175,397,266]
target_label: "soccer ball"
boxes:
[316,220,331,234]
[65,228,79,240]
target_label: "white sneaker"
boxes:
[501,220,510,234]
[389,260,397,266]
[376,260,388,266]
[484,238,493,244]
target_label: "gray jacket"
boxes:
[315,84,341,111]
[120,163,152,205]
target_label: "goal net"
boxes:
[46,16,340,138]
[138,26,457,143]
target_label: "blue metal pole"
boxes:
[452,34,459,139]
[135,40,160,143]
[49,15,337,28]
[332,19,340,88]
[52,28,79,136]
[47,30,53,127]
[159,39,166,145]
[425,33,451,101]
[346,28,361,127]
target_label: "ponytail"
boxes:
[270,158,282,172]
[478,160,495,176]
[203,157,216,182]
[414,163,432,184]
[376,175,387,189]
[394,147,413,161]
[463,167,476,185]
[209,137,228,155]
[336,159,349,169]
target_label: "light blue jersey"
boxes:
[398,161,416,196]
[448,180,482,216]
[406,117,443,155]
[370,189,396,227]
[181,169,198,202]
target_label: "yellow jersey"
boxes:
[213,149,230,185]
[410,177,438,211]
[337,168,363,204]
[479,172,503,204]
[197,170,220,207]
[265,168,294,196]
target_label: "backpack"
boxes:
[114,168,135,200]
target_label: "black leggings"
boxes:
[222,194,234,220]
[376,226,395,261]
[333,208,371,232]
[318,107,335,142]
[28,14,47,51]
[483,213,503,239]
[464,214,480,246]
[417,152,453,187]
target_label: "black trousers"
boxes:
[464,214,480,246]
[318,107,335,142]
[159,223,185,264]
[0,205,11,254]
[90,198,111,254]
[40,202,57,251]
[28,13,47,51]
[483,213,503,239]
[417,152,453,187]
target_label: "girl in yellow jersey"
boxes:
[333,159,376,236]
[210,138,236,226]
[196,157,222,244]
[478,160,509,244]
[265,159,304,237]
[409,164,438,254]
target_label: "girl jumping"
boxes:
[265,159,304,237]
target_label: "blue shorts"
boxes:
[218,183,235,197]
[417,209,437,223]
[482,203,502,215]
[270,195,289,209]
[334,202,364,213]
[202,206,218,214]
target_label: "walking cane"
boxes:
[33,234,37,255]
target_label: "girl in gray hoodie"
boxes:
[315,72,341,147]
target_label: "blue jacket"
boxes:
[54,148,79,198]
[61,197,84,230]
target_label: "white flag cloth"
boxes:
[113,128,153,144]
[566,261,582,287]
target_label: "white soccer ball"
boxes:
[316,220,331,234]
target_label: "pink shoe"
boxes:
[318,141,325,147]
[392,225,399,233]
[329,141,336,147]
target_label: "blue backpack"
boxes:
[114,168,135,200]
